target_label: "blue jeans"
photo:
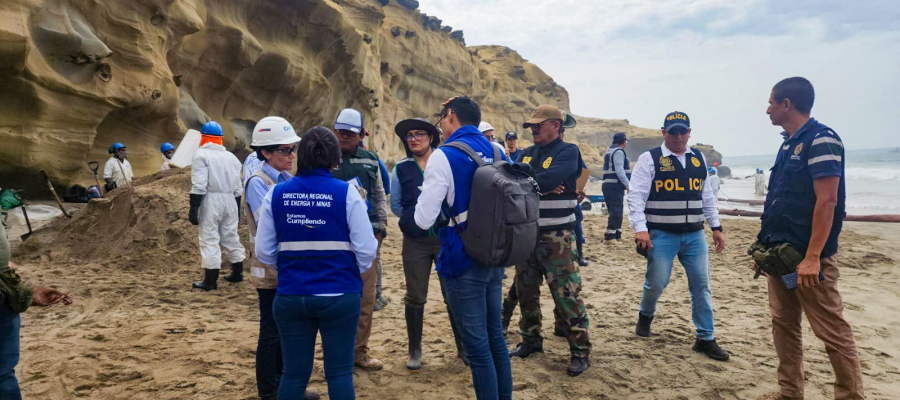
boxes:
[274,293,360,400]
[443,263,512,400]
[574,204,585,244]
[639,229,715,341]
[0,313,21,400]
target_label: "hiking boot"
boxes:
[576,242,589,267]
[192,268,219,291]
[223,261,243,283]
[509,342,543,358]
[405,306,424,370]
[567,356,591,377]
[635,313,653,337]
[355,354,384,370]
[693,339,730,361]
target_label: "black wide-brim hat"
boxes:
[395,118,441,150]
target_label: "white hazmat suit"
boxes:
[191,143,245,269]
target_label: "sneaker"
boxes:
[692,339,730,361]
[567,356,591,377]
[373,295,390,311]
[509,342,543,358]
[355,354,384,370]
[635,313,653,337]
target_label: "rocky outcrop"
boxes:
[0,0,671,193]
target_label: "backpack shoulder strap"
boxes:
[492,144,502,163]
[443,141,485,167]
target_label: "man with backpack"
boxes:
[415,96,513,400]
[509,104,592,377]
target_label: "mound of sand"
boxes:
[15,168,235,271]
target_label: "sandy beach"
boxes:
[6,170,899,400]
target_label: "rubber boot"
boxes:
[223,261,243,283]
[576,242,589,267]
[447,306,468,365]
[192,268,219,291]
[405,306,424,370]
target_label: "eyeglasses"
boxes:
[273,145,297,155]
[433,111,447,128]
[405,132,428,141]
[335,130,359,138]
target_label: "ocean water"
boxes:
[720,148,900,215]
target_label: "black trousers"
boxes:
[602,184,626,240]
[257,288,283,399]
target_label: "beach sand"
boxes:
[8,171,900,399]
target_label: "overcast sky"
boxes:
[419,0,899,157]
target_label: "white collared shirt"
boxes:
[627,142,721,233]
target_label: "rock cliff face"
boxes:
[0,0,709,192]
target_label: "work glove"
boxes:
[189,194,203,226]
[235,196,241,216]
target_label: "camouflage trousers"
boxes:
[515,229,591,357]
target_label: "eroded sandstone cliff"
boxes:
[0,0,684,192]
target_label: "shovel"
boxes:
[10,190,33,241]
[88,161,104,196]
[40,170,72,218]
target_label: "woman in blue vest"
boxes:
[254,127,378,400]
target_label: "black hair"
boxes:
[773,77,815,115]
[442,96,481,127]
[253,145,279,163]
[297,126,341,172]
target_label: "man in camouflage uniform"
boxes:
[510,105,591,377]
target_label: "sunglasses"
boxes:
[665,128,690,136]
[528,121,545,132]
[272,145,298,155]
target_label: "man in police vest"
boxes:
[332,108,388,370]
[757,77,863,400]
[627,111,729,361]
[602,132,630,244]
[509,104,592,377]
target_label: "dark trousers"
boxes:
[0,313,21,400]
[402,236,445,307]
[274,293,361,400]
[573,204,585,244]
[257,289,283,399]
[601,184,625,240]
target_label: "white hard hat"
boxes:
[251,116,301,147]
[478,121,494,133]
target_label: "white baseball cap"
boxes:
[335,108,364,134]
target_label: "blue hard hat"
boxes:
[160,142,175,153]
[201,121,224,136]
[709,168,717,174]
[108,142,126,154]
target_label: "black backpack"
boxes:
[63,184,90,203]
[443,142,540,267]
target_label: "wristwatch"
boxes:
[711,226,724,232]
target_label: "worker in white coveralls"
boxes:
[103,142,133,192]
[189,121,246,291]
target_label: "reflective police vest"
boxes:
[272,169,361,295]
[758,119,846,257]
[602,145,631,189]
[395,157,431,238]
[645,147,707,233]
[520,138,580,232]
[332,146,381,229]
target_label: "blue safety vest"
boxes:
[272,169,361,295]
[758,119,846,257]
[437,125,503,277]
[602,145,631,189]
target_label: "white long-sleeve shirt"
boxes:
[414,149,454,230]
[254,183,377,275]
[103,157,133,187]
[627,143,721,233]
